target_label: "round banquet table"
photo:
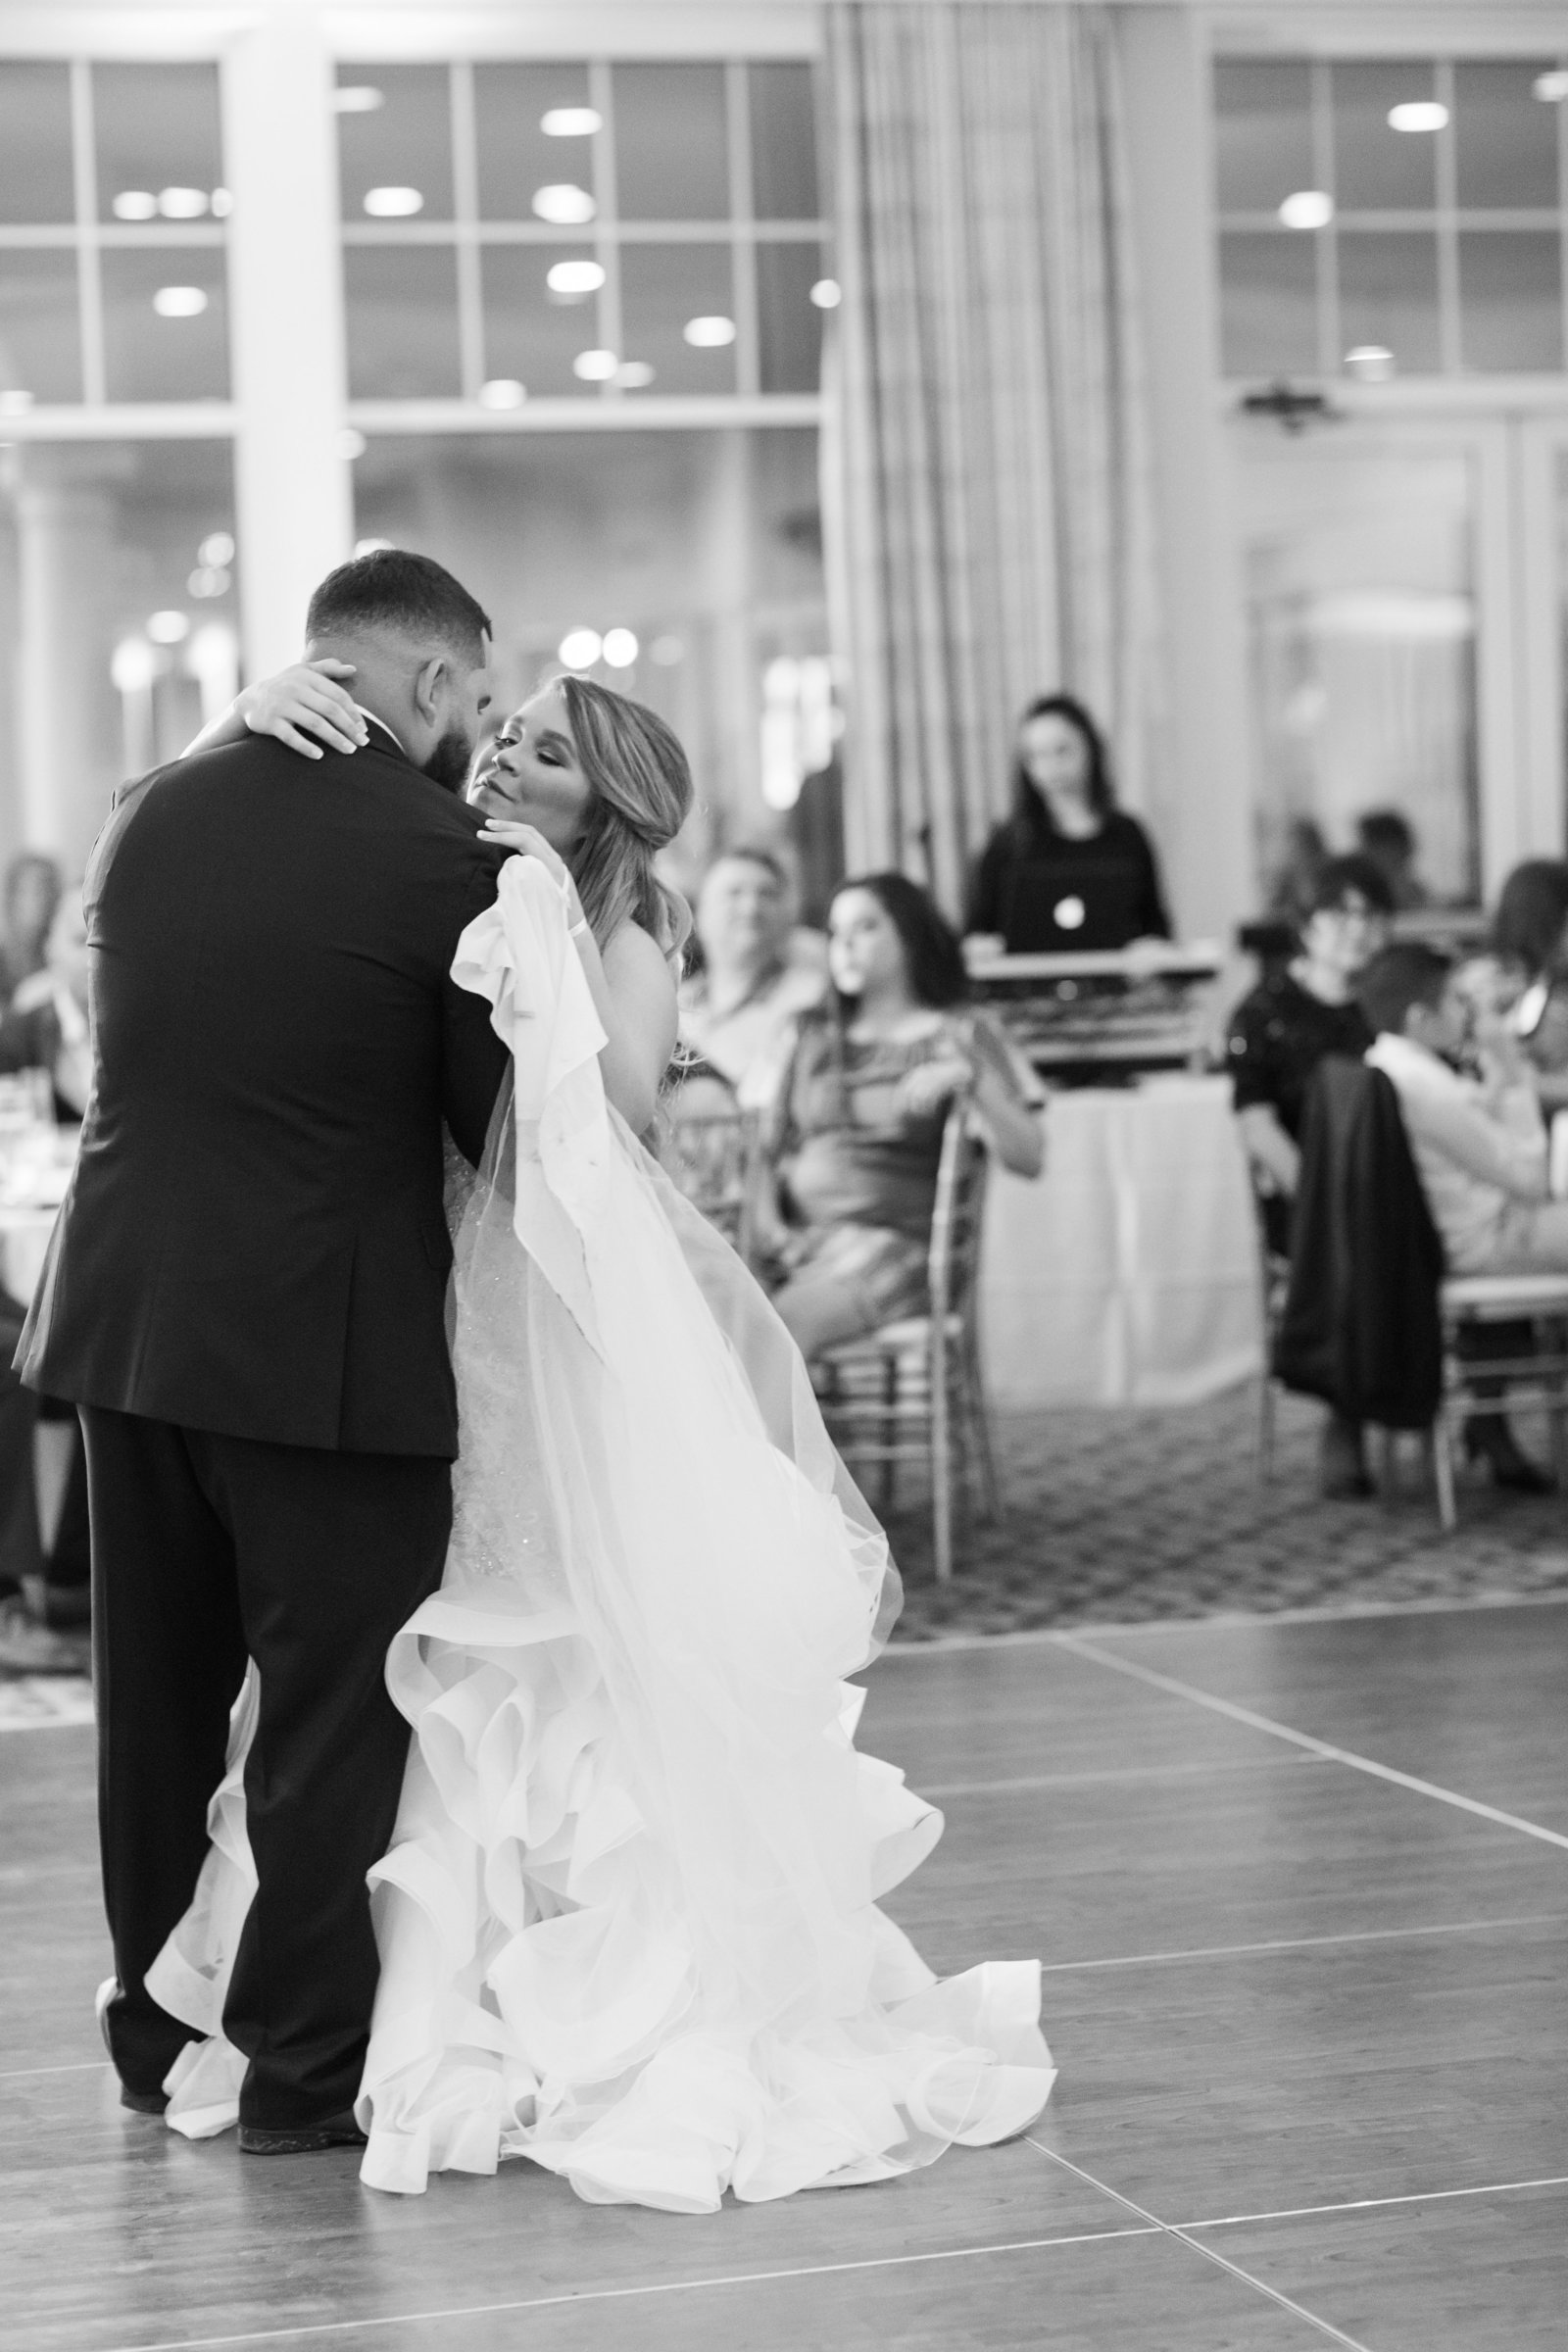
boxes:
[978,1073,1265,1409]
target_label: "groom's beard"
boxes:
[423,724,475,795]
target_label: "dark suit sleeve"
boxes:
[441,862,511,1167]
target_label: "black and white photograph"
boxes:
[1,1,1565,2346]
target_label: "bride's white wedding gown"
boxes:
[144,858,1054,2208]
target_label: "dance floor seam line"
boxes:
[88,2226,1167,2352]
[1055,1633,1568,1851]
[1037,1910,1568,1973]
[1178,2174,1568,2230]
[1024,2141,1375,2351]
[921,1754,1329,1797]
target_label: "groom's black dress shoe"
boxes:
[238,2113,368,2156]
[120,2084,170,2115]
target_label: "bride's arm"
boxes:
[476,819,675,1132]
[181,659,368,761]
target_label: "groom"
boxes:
[20,549,510,2150]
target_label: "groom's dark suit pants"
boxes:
[79,1406,452,2126]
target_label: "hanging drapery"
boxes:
[822,2,1160,914]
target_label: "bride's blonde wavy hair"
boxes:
[553,674,693,957]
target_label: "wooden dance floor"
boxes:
[4,1597,1566,2349]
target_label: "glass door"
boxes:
[1229,413,1528,912]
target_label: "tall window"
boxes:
[1215,57,1568,379]
[336,60,829,406]
[0,60,229,408]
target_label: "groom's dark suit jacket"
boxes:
[19,724,509,1455]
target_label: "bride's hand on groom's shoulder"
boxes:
[239,659,367,760]
[476,818,575,900]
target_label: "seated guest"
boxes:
[1229,855,1396,1249]
[766,873,1043,1359]
[0,886,90,1119]
[677,848,827,1109]
[967,694,1170,955]
[1361,942,1558,1490]
[0,852,62,1002]
[1229,854,1394,1496]
[1355,808,1430,912]
[1482,858,1568,1111]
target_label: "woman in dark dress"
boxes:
[967,694,1170,952]
[1227,854,1393,1497]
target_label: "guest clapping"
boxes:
[0,888,91,1121]
[967,695,1170,955]
[677,849,826,1108]
[766,875,1042,1358]
[0,853,63,1000]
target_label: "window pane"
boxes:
[1217,231,1317,376]
[618,244,736,393]
[1213,61,1314,215]
[1458,230,1563,371]
[337,65,453,225]
[612,66,728,221]
[750,63,818,220]
[475,62,594,222]
[480,246,598,398]
[0,64,74,223]
[1331,61,1440,213]
[344,245,461,397]
[1338,230,1441,373]
[100,247,228,401]
[0,253,82,402]
[757,242,822,391]
[1454,63,1559,211]
[93,64,223,224]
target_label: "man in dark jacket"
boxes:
[19,549,511,2149]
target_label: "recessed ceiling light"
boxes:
[546,258,606,297]
[364,186,423,218]
[1278,190,1334,229]
[146,610,190,645]
[533,183,596,225]
[614,361,655,389]
[809,278,842,310]
[0,388,33,414]
[683,316,737,348]
[334,86,384,114]
[601,628,638,668]
[573,348,618,381]
[153,285,208,318]
[158,186,208,219]
[1345,344,1396,381]
[478,378,526,409]
[354,537,395,556]
[210,189,232,219]
[338,428,368,460]
[541,108,602,137]
[112,190,157,220]
[188,565,230,599]
[198,530,235,567]
[1388,101,1447,133]
[1535,70,1568,103]
[559,627,602,668]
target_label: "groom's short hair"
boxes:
[306,549,492,667]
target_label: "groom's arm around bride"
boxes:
[21,549,511,2143]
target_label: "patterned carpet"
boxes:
[884,1383,1568,1640]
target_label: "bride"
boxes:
[146,660,1054,2209]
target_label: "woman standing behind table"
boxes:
[967,694,1171,954]
[766,874,1043,1360]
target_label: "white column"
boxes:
[1117,7,1254,946]
[220,4,354,679]
[12,449,124,871]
